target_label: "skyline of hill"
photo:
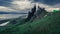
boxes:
[0,7,60,34]
[0,5,60,34]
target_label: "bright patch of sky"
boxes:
[0,0,60,12]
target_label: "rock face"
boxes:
[35,6,48,18]
[26,5,48,22]
[26,5,36,21]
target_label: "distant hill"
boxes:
[0,19,9,24]
[0,12,27,14]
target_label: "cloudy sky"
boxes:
[0,0,60,12]
[0,0,60,26]
[0,0,60,20]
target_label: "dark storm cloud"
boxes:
[34,0,60,5]
[0,0,13,6]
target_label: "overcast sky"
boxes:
[0,0,60,26]
[0,0,60,12]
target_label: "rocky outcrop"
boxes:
[26,5,48,22]
[26,5,36,21]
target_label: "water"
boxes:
[0,21,9,26]
[0,14,28,20]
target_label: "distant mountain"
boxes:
[0,12,27,14]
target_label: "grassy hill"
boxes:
[0,10,60,34]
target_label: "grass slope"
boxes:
[0,11,60,34]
